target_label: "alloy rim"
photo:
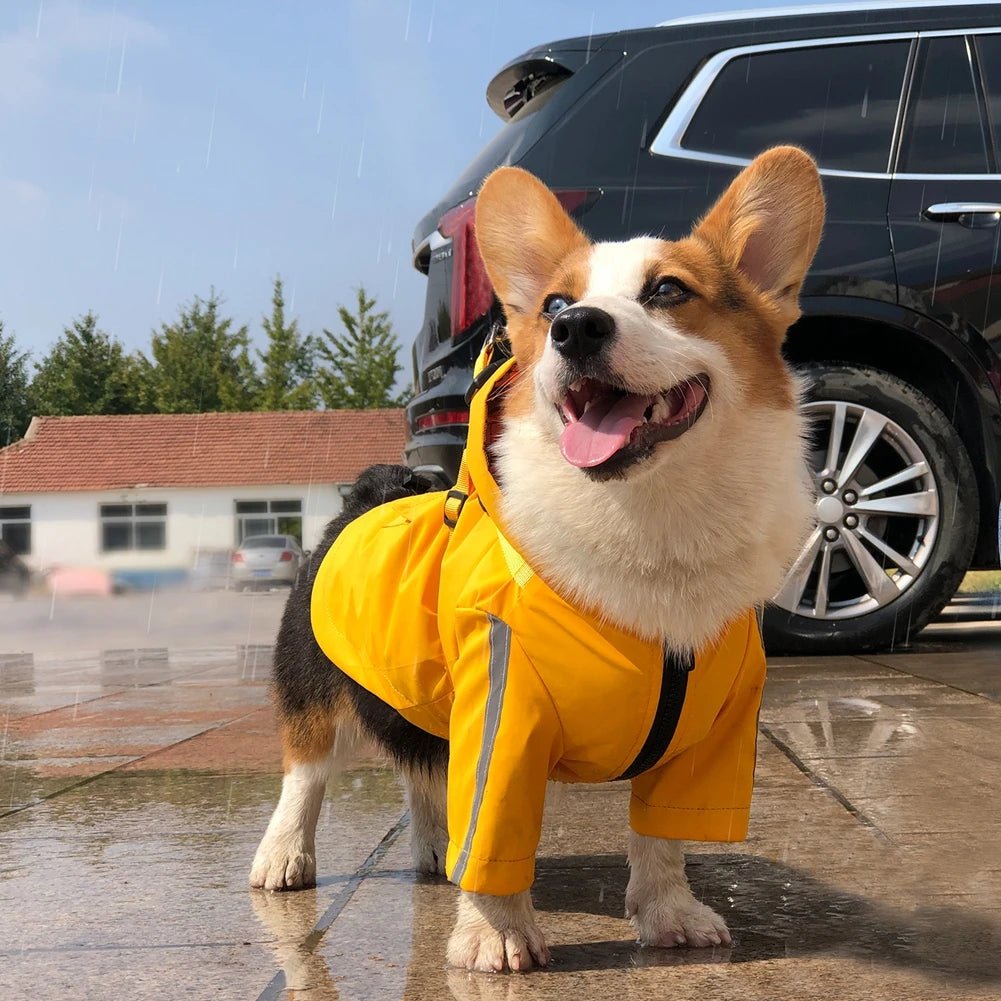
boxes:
[773,400,940,620]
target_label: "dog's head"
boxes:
[474,147,825,482]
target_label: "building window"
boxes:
[100,503,167,552]
[0,506,31,555]
[235,500,302,545]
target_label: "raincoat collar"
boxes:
[462,354,517,525]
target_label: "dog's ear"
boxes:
[694,146,825,323]
[475,166,588,317]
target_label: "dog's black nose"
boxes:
[550,306,615,360]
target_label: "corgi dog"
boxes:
[250,146,824,973]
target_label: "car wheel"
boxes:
[763,362,978,654]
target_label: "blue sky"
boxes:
[1,0,814,367]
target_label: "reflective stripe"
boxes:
[451,614,511,886]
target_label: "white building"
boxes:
[0,409,407,579]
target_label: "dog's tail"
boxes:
[339,464,441,521]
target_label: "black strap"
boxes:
[463,325,512,406]
[616,648,695,781]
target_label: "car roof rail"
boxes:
[657,1,989,28]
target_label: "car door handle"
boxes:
[924,202,1001,226]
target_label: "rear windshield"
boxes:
[241,536,287,548]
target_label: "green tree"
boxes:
[315,287,409,409]
[148,291,260,412]
[0,321,32,444]
[30,312,148,417]
[257,275,316,410]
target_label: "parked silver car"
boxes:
[231,534,305,590]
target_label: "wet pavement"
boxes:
[2,595,1000,1000]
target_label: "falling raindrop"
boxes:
[427,0,435,44]
[316,83,325,135]
[116,33,127,96]
[35,0,43,38]
[156,265,164,305]
[206,90,218,169]
[403,0,412,42]
[930,225,945,305]
[114,210,125,272]
[357,133,366,178]
[132,89,141,144]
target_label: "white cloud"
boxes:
[0,176,48,226]
[0,2,166,109]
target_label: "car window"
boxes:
[682,41,910,172]
[898,35,990,174]
[975,33,1001,164]
[241,536,287,548]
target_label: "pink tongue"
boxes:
[560,394,652,468]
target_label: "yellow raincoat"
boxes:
[311,351,767,896]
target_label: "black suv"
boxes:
[405,1,1001,654]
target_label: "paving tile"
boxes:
[3,633,1000,999]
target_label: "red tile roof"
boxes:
[0,410,408,493]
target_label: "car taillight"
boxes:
[438,198,492,338]
[232,552,244,564]
[416,408,470,432]
[279,551,294,562]
[437,189,592,338]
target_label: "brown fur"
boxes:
[475,148,824,417]
[279,703,341,770]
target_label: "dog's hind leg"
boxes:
[250,707,345,891]
[400,763,448,876]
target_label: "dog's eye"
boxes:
[649,278,692,306]
[542,294,573,318]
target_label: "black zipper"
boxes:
[616,648,694,781]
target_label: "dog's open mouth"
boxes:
[556,374,711,471]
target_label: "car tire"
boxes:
[763,362,978,654]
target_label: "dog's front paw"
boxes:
[446,921,550,973]
[626,887,731,948]
[628,888,732,948]
[447,891,550,972]
[249,834,316,891]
